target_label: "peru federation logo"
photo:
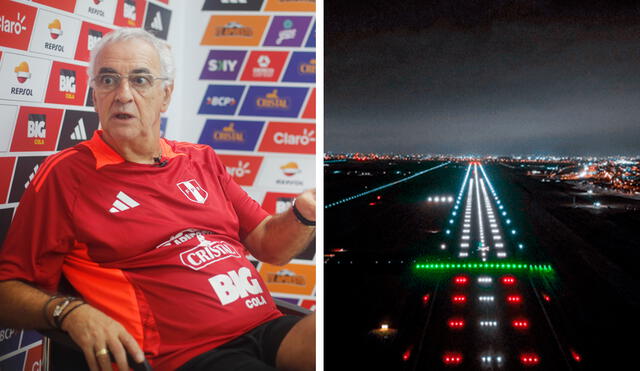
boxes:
[177,179,208,204]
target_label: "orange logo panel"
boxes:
[259,263,315,296]
[201,15,269,46]
[264,0,315,12]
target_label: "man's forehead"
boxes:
[94,39,160,72]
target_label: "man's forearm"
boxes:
[0,280,54,329]
[244,190,316,265]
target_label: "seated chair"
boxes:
[40,298,312,371]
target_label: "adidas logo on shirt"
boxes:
[109,191,140,213]
[70,118,87,140]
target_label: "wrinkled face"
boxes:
[91,38,172,143]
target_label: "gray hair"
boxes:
[88,28,175,86]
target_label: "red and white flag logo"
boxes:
[177,179,208,204]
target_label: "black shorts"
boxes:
[177,315,302,371]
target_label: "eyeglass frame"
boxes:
[91,72,170,95]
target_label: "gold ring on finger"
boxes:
[95,348,109,357]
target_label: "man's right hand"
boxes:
[60,303,145,371]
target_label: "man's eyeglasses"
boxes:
[92,73,169,94]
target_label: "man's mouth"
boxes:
[114,113,134,120]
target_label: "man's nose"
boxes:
[114,77,134,103]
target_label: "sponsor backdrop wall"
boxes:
[0,0,315,368]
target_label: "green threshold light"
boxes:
[414,262,554,273]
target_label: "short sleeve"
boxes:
[0,157,76,292]
[209,149,269,240]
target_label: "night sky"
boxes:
[325,0,640,156]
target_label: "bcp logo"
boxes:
[10,107,63,152]
[200,50,246,81]
[198,84,245,115]
[218,154,263,186]
[45,62,88,106]
[259,122,315,154]
[0,2,37,51]
[75,22,113,62]
[240,51,288,82]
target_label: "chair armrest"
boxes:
[274,298,313,316]
[39,329,153,371]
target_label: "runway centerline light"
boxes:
[443,352,463,365]
[520,353,540,366]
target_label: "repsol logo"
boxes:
[179,235,241,271]
[88,7,105,17]
[0,328,16,342]
[208,267,266,308]
[10,87,33,96]
[45,42,64,52]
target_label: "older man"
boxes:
[0,28,315,371]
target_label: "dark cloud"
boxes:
[325,1,640,156]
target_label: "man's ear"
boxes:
[161,83,174,113]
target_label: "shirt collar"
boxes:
[83,130,179,170]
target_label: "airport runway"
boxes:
[325,160,639,370]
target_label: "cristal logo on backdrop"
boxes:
[218,154,263,186]
[200,50,247,81]
[198,119,264,151]
[239,86,308,118]
[0,1,37,51]
[282,52,316,83]
[259,122,315,154]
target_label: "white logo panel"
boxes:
[0,105,19,152]
[0,53,51,103]
[74,0,117,24]
[29,10,81,59]
[256,156,315,190]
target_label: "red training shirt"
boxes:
[0,131,282,370]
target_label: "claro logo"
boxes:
[0,12,28,36]
[274,128,314,146]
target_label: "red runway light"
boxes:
[452,294,467,304]
[501,275,516,285]
[453,275,469,285]
[512,319,529,329]
[443,352,463,365]
[448,318,465,329]
[542,293,551,302]
[570,349,581,362]
[520,353,540,366]
[422,294,431,304]
[507,294,522,304]
[402,347,412,362]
